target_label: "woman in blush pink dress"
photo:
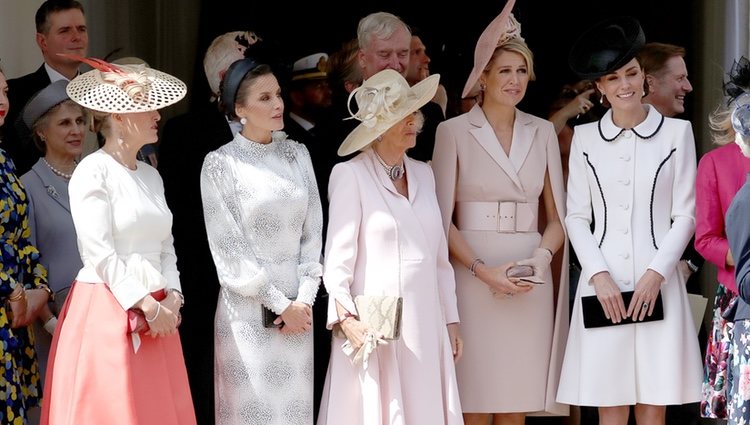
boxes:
[432,2,569,423]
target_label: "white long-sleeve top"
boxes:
[69,150,180,310]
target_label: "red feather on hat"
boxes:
[57,53,128,76]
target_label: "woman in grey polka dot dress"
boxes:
[200,57,323,424]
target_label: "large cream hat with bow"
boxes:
[338,69,439,156]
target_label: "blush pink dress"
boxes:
[432,105,569,415]
[318,149,463,425]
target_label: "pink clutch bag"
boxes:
[506,265,544,284]
[128,310,149,334]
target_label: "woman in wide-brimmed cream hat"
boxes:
[318,68,464,425]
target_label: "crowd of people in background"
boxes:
[3,0,750,425]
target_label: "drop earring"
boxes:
[600,94,606,105]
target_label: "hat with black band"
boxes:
[220,57,260,116]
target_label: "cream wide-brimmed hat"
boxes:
[63,55,186,113]
[462,0,521,98]
[338,69,439,157]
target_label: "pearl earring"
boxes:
[240,117,247,125]
[599,94,606,105]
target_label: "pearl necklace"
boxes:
[373,151,404,181]
[43,158,76,180]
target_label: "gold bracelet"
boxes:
[8,287,26,302]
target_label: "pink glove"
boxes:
[515,248,553,282]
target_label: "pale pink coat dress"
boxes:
[317,148,463,425]
[432,105,569,415]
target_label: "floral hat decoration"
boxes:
[462,0,520,98]
[62,54,186,113]
[337,69,439,157]
[204,31,261,100]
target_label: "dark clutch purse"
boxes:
[263,305,283,328]
[263,297,295,328]
[581,290,664,329]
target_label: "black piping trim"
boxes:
[584,152,607,247]
[650,148,677,249]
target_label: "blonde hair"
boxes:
[486,38,536,81]
[327,38,362,89]
[708,104,735,145]
[89,109,113,138]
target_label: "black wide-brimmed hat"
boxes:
[568,16,645,80]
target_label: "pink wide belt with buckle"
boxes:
[454,201,538,233]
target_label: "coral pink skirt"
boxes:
[41,281,196,425]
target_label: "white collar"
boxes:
[597,104,665,142]
[44,63,74,82]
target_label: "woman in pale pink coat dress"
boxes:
[431,3,569,424]
[317,69,463,425]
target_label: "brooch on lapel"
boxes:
[46,185,59,199]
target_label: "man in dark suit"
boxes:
[6,0,87,174]
[158,30,259,425]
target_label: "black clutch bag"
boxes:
[262,305,282,328]
[581,290,664,329]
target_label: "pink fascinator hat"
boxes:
[462,0,522,98]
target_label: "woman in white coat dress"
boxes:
[556,17,703,425]
[317,69,463,425]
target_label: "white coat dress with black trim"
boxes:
[556,104,703,406]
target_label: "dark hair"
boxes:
[637,42,686,76]
[35,0,85,34]
[222,64,274,120]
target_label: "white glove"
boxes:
[515,248,553,282]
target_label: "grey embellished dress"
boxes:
[200,131,323,425]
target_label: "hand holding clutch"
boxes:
[514,248,552,283]
[506,264,543,284]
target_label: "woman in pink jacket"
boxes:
[697,57,750,420]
